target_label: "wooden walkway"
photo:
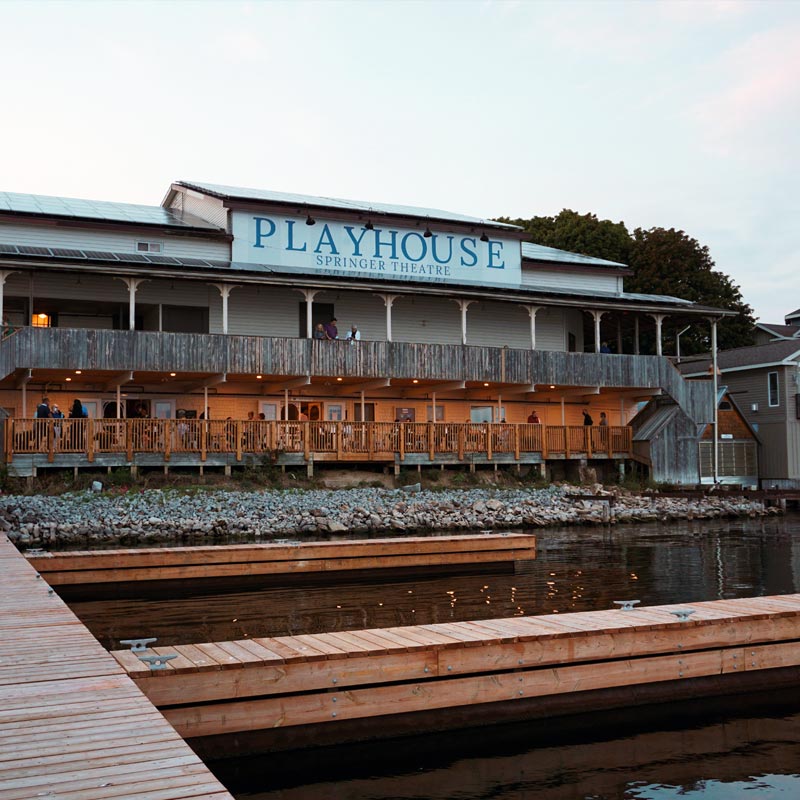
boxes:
[28,533,536,585]
[110,594,800,739]
[0,534,234,800]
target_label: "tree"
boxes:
[626,228,755,352]
[497,210,756,353]
[499,209,631,264]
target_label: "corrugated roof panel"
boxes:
[176,180,521,230]
[0,191,222,231]
[521,242,627,268]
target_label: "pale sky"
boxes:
[1,0,798,324]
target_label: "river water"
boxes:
[69,512,800,799]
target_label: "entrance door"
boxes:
[152,400,176,419]
[354,403,375,422]
[299,302,335,338]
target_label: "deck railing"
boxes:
[5,419,632,464]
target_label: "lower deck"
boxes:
[4,418,635,477]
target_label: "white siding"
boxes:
[0,221,229,259]
[171,190,229,230]
[522,266,619,295]
[467,301,529,349]
[391,295,462,345]
[219,286,302,336]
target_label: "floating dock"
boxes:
[27,532,537,585]
[0,534,234,800]
[110,594,800,747]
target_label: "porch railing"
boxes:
[5,419,632,464]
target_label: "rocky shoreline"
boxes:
[0,485,781,548]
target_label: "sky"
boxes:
[1,0,798,324]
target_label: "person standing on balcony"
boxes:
[600,341,612,354]
[2,315,14,338]
[313,323,326,340]
[346,324,361,343]
[323,318,338,340]
[51,404,63,449]
[599,412,608,426]
[527,410,541,424]
[35,397,50,450]
[582,409,594,426]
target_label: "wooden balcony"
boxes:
[4,419,632,475]
[0,327,712,423]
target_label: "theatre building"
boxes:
[0,181,726,480]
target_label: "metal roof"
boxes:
[786,307,800,320]
[174,181,522,231]
[0,191,222,231]
[678,340,800,374]
[521,242,627,269]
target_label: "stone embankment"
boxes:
[0,485,780,548]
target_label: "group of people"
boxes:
[526,408,608,426]
[35,397,88,420]
[313,318,361,342]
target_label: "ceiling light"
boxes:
[483,382,490,387]
[412,379,419,384]
[74,370,82,375]
[336,377,343,382]
[257,374,262,379]
[550,385,555,389]
[169,372,176,377]
[65,377,72,382]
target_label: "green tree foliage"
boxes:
[499,210,631,264]
[499,210,756,353]
[626,227,755,352]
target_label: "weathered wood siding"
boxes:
[0,328,712,425]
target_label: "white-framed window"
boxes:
[426,405,445,421]
[768,371,779,407]
[258,402,278,420]
[136,241,163,253]
[326,403,343,421]
[152,400,176,419]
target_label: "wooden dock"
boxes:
[110,594,800,742]
[0,534,234,800]
[27,533,537,586]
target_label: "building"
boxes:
[679,338,800,488]
[754,308,800,345]
[0,181,726,479]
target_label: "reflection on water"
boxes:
[72,514,800,649]
[210,687,800,799]
[66,513,800,799]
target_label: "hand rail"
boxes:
[5,419,632,464]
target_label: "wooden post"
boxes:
[164,421,172,462]
[47,421,54,463]
[86,419,94,463]
[303,424,310,460]
[486,424,493,461]
[336,422,343,460]
[367,423,374,458]
[458,424,465,461]
[399,423,405,462]
[428,421,435,461]
[126,420,133,462]
[200,421,207,462]
[236,421,242,462]
[565,427,571,459]
[514,424,520,460]
[586,426,593,458]
[541,425,548,459]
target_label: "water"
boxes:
[67,512,800,798]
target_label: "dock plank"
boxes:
[0,535,234,800]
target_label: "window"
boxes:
[426,405,445,421]
[136,242,162,253]
[768,372,779,407]
[31,312,51,327]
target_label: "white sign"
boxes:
[231,213,522,287]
